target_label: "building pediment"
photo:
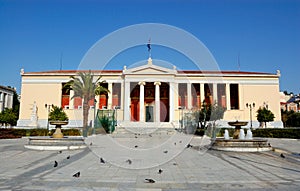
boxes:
[123,58,177,75]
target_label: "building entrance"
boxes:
[130,82,170,122]
[145,105,154,122]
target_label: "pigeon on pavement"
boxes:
[145,178,155,183]
[54,161,58,167]
[73,171,80,178]
[100,157,105,163]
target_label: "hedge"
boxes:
[0,128,81,139]
[213,128,300,139]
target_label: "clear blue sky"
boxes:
[0,0,299,94]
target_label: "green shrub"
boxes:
[216,128,235,137]
[0,128,81,139]
[99,116,115,133]
[215,128,300,139]
[252,128,300,139]
[48,106,69,121]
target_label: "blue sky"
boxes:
[0,0,299,94]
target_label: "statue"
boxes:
[29,101,38,127]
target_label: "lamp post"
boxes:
[44,104,53,131]
[178,106,185,132]
[93,98,97,135]
[246,103,255,129]
[114,106,120,127]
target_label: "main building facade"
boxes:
[17,58,283,129]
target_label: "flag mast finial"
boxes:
[147,38,151,58]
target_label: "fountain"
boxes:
[24,106,86,151]
[224,129,229,140]
[212,120,272,152]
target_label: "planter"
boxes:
[49,121,68,138]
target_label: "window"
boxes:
[204,83,213,105]
[112,83,121,108]
[178,83,187,108]
[61,83,70,109]
[230,84,239,109]
[217,84,226,108]
[192,83,200,108]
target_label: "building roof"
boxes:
[0,85,16,92]
[22,69,278,77]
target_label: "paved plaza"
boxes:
[0,131,300,191]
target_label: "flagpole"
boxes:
[147,38,151,58]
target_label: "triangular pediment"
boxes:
[123,58,177,75]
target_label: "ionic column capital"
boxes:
[154,81,161,86]
[138,81,146,86]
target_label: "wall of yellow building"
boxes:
[19,83,62,120]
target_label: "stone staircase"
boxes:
[112,121,177,137]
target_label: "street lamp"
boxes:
[114,106,120,127]
[246,103,255,129]
[93,99,97,135]
[44,104,53,131]
[178,106,185,132]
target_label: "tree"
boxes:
[194,101,226,129]
[282,110,300,127]
[256,107,275,128]
[0,108,18,126]
[65,71,109,137]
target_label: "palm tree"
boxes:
[66,71,109,137]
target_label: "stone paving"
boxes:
[0,133,300,191]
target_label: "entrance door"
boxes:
[145,106,154,122]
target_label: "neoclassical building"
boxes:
[0,85,15,112]
[17,58,283,128]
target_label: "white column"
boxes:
[213,83,218,105]
[69,90,74,109]
[169,82,174,122]
[0,93,2,111]
[120,82,124,110]
[4,94,8,108]
[154,81,161,122]
[226,83,231,110]
[187,83,192,109]
[200,83,205,104]
[107,83,113,109]
[8,94,13,108]
[124,81,130,121]
[138,81,145,122]
[95,95,100,110]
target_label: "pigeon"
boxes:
[145,178,155,183]
[173,162,177,166]
[268,143,272,147]
[163,150,168,154]
[90,142,93,146]
[134,145,138,148]
[280,153,285,158]
[149,134,152,137]
[100,157,105,164]
[58,150,62,154]
[158,169,163,174]
[67,155,70,159]
[73,171,80,178]
[54,161,58,167]
[135,136,138,138]
[186,144,193,148]
[126,159,132,164]
[174,142,176,145]
[179,141,182,143]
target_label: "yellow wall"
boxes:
[19,83,62,120]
